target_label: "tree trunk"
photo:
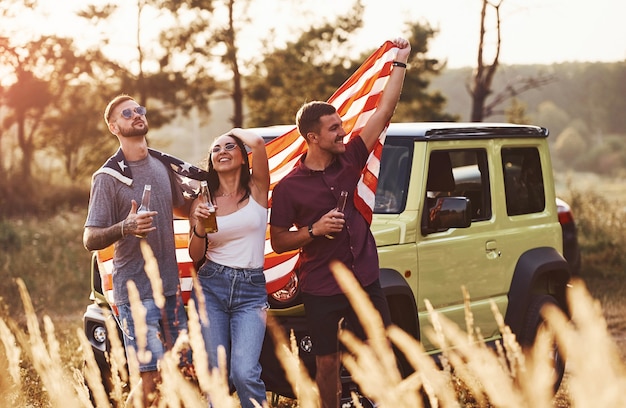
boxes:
[470,89,488,122]
[16,113,33,184]
[469,0,502,122]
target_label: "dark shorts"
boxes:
[301,280,391,356]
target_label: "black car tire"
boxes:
[518,294,566,392]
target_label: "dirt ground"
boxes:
[584,275,626,361]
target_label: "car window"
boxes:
[424,149,491,222]
[502,147,545,215]
[374,140,412,214]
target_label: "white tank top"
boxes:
[205,196,268,269]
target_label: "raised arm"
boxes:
[230,128,270,207]
[360,37,411,151]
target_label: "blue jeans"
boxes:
[194,260,268,408]
[117,294,188,372]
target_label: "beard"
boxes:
[119,122,149,137]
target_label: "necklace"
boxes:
[217,190,238,197]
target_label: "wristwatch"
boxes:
[308,224,316,238]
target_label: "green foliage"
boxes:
[434,62,626,136]
[244,1,366,126]
[554,126,588,164]
[245,9,458,126]
[536,100,571,139]
[40,83,116,181]
[505,98,531,124]
[571,135,626,175]
[0,176,90,219]
[433,62,626,173]
[0,221,20,252]
[0,31,122,190]
[0,211,91,318]
[392,22,458,122]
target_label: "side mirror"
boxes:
[422,196,472,234]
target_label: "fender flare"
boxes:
[90,252,105,299]
[379,268,419,339]
[504,247,570,337]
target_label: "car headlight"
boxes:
[93,325,107,344]
[269,272,299,303]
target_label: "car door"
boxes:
[416,140,506,350]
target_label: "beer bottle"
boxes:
[135,184,151,238]
[199,181,218,233]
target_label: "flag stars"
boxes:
[179,162,193,173]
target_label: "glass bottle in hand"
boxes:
[199,180,218,233]
[336,190,348,212]
[135,184,151,238]
[326,190,348,239]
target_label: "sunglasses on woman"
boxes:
[211,143,238,154]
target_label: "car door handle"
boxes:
[485,240,501,259]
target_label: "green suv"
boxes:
[83,122,571,402]
[258,122,570,399]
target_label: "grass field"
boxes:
[2,267,626,407]
[1,176,626,407]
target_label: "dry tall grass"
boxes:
[2,257,626,407]
[557,177,626,277]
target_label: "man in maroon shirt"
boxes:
[270,37,411,408]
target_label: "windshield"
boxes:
[374,140,412,214]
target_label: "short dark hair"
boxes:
[296,101,337,140]
[104,94,134,126]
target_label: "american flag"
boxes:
[262,40,401,292]
[94,148,208,314]
[96,41,401,308]
[96,148,207,196]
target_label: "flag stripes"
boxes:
[261,40,399,282]
[95,41,399,312]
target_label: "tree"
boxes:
[245,12,457,126]
[41,83,117,181]
[244,2,365,126]
[0,36,95,184]
[392,22,458,122]
[77,1,218,130]
[467,0,554,122]
[505,97,530,124]
[219,0,245,127]
[534,100,571,140]
[467,0,502,122]
[157,0,249,127]
[0,0,122,189]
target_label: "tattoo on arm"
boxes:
[86,220,132,250]
[125,219,138,234]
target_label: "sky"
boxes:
[6,0,626,69]
[359,0,626,67]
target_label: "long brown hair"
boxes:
[205,135,250,204]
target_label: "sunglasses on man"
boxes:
[121,106,147,119]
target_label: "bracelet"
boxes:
[193,225,207,239]
[392,61,407,68]
[308,224,317,239]
[120,220,125,238]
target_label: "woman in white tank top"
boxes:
[188,128,269,408]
